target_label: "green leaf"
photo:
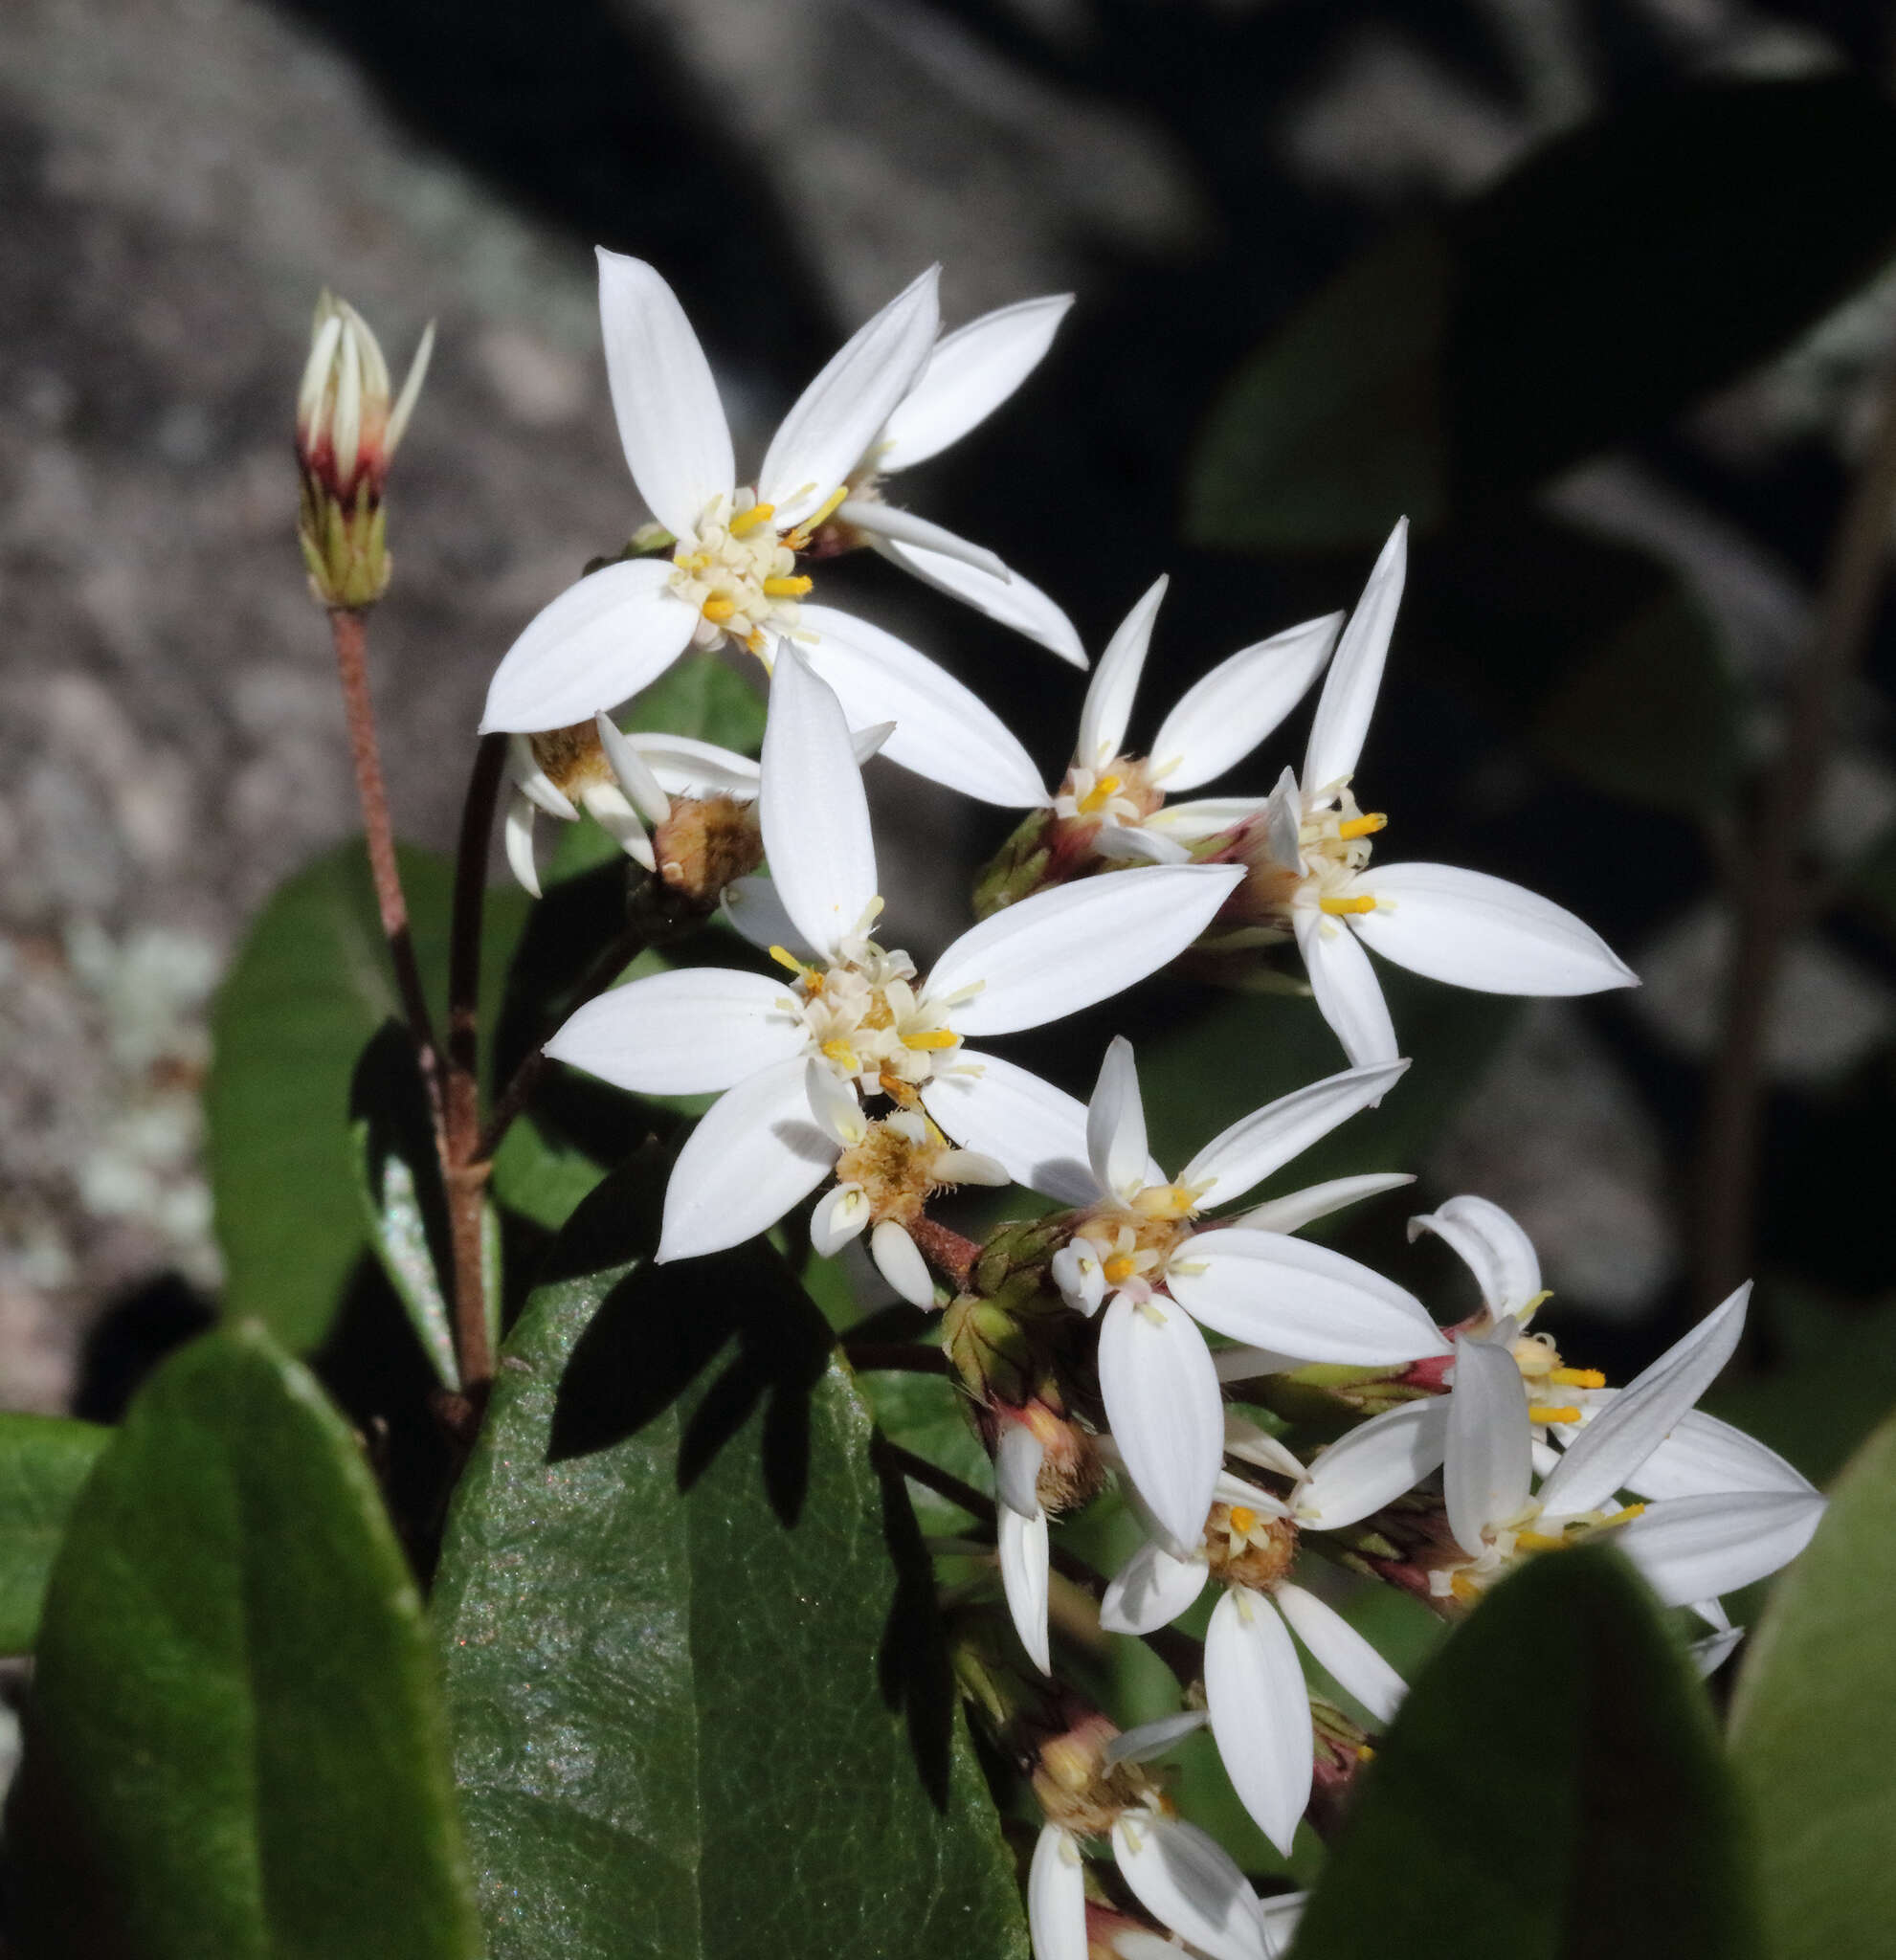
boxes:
[1729,1409,1896,1960]
[488,1110,608,1234]
[1291,1546,1759,1960]
[433,1157,1029,1960]
[625,654,765,754]
[9,1324,482,1960]
[0,1415,109,1654]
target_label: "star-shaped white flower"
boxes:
[542,648,1243,1269]
[480,252,1049,809]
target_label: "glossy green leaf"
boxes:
[1292,1546,1758,1960]
[0,1415,109,1655]
[1729,1409,1896,1960]
[433,1157,1029,1960]
[488,1109,608,1233]
[9,1324,482,1960]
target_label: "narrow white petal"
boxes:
[872,537,1087,667]
[594,713,673,825]
[656,1057,837,1260]
[926,863,1244,1036]
[509,734,579,819]
[760,646,878,958]
[998,1503,1053,1674]
[1539,1282,1750,1516]
[1097,1292,1224,1551]
[1077,577,1167,769]
[1052,1242,1106,1316]
[1104,1708,1211,1765]
[576,784,657,873]
[1688,1626,1747,1678]
[1695,1594,1733,1634]
[1100,1538,1209,1636]
[1166,1230,1448,1365]
[1295,1399,1450,1530]
[1204,1591,1312,1857]
[1293,908,1398,1068]
[1275,1582,1406,1726]
[1257,1892,1305,1959]
[1094,823,1193,865]
[1612,1491,1827,1607]
[759,267,941,526]
[503,792,541,899]
[595,250,734,537]
[835,501,1007,580]
[1152,613,1343,791]
[1215,1344,1305,1382]
[803,1059,867,1147]
[1112,1813,1270,1960]
[1087,1036,1151,1202]
[797,604,1046,807]
[1626,1407,1817,1502]
[810,1182,872,1257]
[1224,1416,1310,1484]
[1407,1194,1541,1317]
[1147,796,1270,844]
[919,1054,1104,1205]
[1303,518,1406,794]
[877,294,1074,472]
[1182,1059,1409,1208]
[721,876,814,961]
[544,967,801,1094]
[1348,862,1638,996]
[871,1220,937,1308]
[1028,1826,1089,1960]
[627,731,761,799]
[995,1425,1046,1519]
[480,561,695,734]
[1444,1339,1532,1554]
[1235,1172,1416,1236]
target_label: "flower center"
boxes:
[1205,1500,1298,1591]
[669,488,843,656]
[1053,756,1166,829]
[1300,789,1388,913]
[1432,1498,1646,1604]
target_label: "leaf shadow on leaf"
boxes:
[870,1432,958,1812]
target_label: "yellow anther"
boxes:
[901,1029,959,1052]
[785,485,849,547]
[1103,1255,1138,1285]
[762,574,814,597]
[1227,1505,1257,1535]
[768,945,808,977]
[701,595,737,624]
[1449,1570,1481,1602]
[1319,894,1377,915]
[728,501,775,537]
[1077,773,1124,815]
[1602,1503,1646,1527]
[1550,1368,1605,1389]
[1528,1405,1583,1425]
[1516,1529,1570,1552]
[821,1038,861,1074]
[1356,1745,1376,1764]
[1337,813,1388,840]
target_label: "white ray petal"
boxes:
[1407,1193,1541,1317]
[1444,1338,1532,1554]
[721,877,814,961]
[1078,577,1168,770]
[760,646,878,958]
[594,713,673,824]
[1293,908,1398,1068]
[871,1220,936,1308]
[919,1054,1105,1205]
[1234,1172,1416,1236]
[1146,796,1271,843]
[1204,1590,1312,1857]
[544,967,802,1094]
[1224,1416,1310,1484]
[1097,1292,1225,1551]
[626,731,760,799]
[834,501,1008,580]
[576,783,658,872]
[995,1425,1046,1519]
[1626,1407,1817,1502]
[1051,1242,1105,1316]
[1275,1582,1406,1726]
[1094,823,1193,865]
[1215,1344,1305,1382]
[480,560,695,734]
[1295,1398,1450,1530]
[1347,863,1637,996]
[1104,1708,1212,1765]
[870,537,1086,667]
[1166,1230,1448,1365]
[803,1060,867,1147]
[656,1056,838,1261]
[1182,1059,1409,1208]
[1112,1813,1270,1960]
[998,1503,1053,1674]
[1088,1036,1151,1203]
[508,734,579,819]
[1257,1892,1305,1959]
[1028,1825,1089,1960]
[1688,1625,1747,1678]
[595,250,735,537]
[1303,518,1406,794]
[1612,1491,1827,1607]
[503,792,541,898]
[759,267,941,527]
[877,294,1074,472]
[926,863,1243,1036]
[810,1182,872,1256]
[1152,613,1343,791]
[1100,1538,1209,1637]
[797,604,1046,807]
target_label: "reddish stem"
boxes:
[909,1214,981,1293]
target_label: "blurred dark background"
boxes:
[5,0,1896,1487]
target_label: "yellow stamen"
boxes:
[1602,1503,1646,1527]
[1337,813,1387,839]
[785,485,849,547]
[1319,894,1377,915]
[763,574,814,597]
[745,629,768,657]
[1077,773,1123,815]
[901,1029,958,1051]
[1227,1505,1257,1534]
[821,1038,861,1074]
[1550,1368,1606,1389]
[1516,1529,1570,1552]
[701,595,737,624]
[1103,1255,1138,1285]
[1528,1405,1582,1425]
[768,945,808,977]
[1449,1570,1481,1602]
[1356,1745,1376,1764]
[728,501,775,537]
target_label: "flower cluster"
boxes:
[486,255,1825,1960]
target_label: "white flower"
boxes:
[923,1033,1446,1546]
[1207,520,1639,1066]
[541,649,1243,1267]
[480,253,1048,808]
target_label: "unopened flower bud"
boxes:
[295,291,434,609]
[650,793,764,909]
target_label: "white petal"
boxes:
[1152,613,1343,792]
[509,734,579,819]
[503,792,541,899]
[1347,863,1638,996]
[1112,1813,1270,1960]
[1078,577,1167,770]
[1275,1582,1406,1726]
[1097,1292,1224,1551]
[871,1220,936,1308]
[926,863,1244,1037]
[1051,1242,1105,1316]
[1293,908,1398,1068]
[1182,1059,1409,1208]
[1257,1892,1305,1959]
[1095,824,1193,865]
[1407,1194,1542,1317]
[1688,1626,1747,1678]
[1088,1036,1151,1203]
[1028,1826,1089,1960]
[759,267,941,527]
[1235,1172,1416,1235]
[995,1425,1046,1519]
[1224,1416,1310,1483]
[1539,1282,1750,1517]
[1204,1591,1311,1857]
[810,1182,872,1257]
[544,967,802,1094]
[1104,1708,1211,1765]
[480,561,695,734]
[1215,1344,1305,1382]
[797,604,1046,807]
[871,537,1086,667]
[1626,1407,1817,1502]
[576,783,657,873]
[998,1503,1053,1674]
[595,250,734,537]
[1695,1594,1733,1634]
[1303,518,1405,794]
[656,1057,837,1261]
[877,294,1074,472]
[1444,1339,1532,1554]
[1166,1230,1448,1365]
[594,714,673,825]
[628,731,760,799]
[1100,1538,1209,1637]
[1295,1398,1450,1531]
[803,1059,867,1147]
[1147,796,1271,844]
[760,646,879,958]
[721,876,814,961]
[835,501,1007,580]
[920,1054,1103,1205]
[1613,1491,1827,1607]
